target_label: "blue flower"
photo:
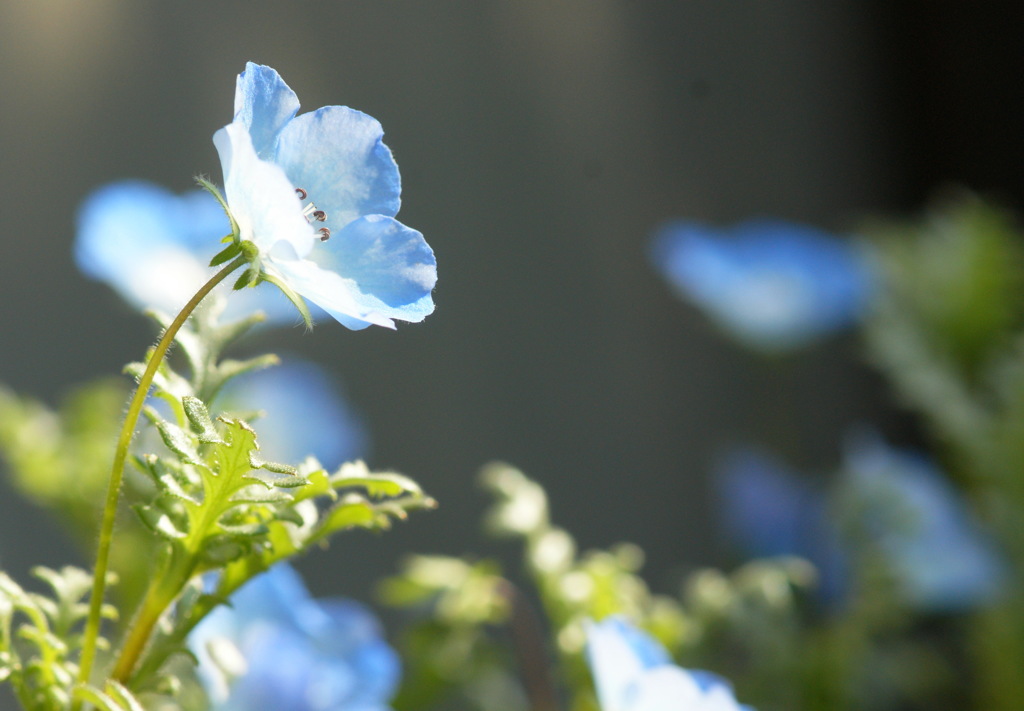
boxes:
[219,358,368,469]
[586,617,751,711]
[840,432,1005,611]
[75,180,297,322]
[716,436,1005,612]
[716,447,847,603]
[650,220,872,352]
[214,62,436,330]
[190,564,400,711]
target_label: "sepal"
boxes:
[260,271,314,329]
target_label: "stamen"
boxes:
[318,227,331,242]
[296,188,328,226]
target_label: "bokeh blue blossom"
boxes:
[650,220,872,352]
[586,617,751,711]
[841,431,1005,611]
[190,564,400,711]
[75,180,296,323]
[717,447,847,603]
[215,63,437,330]
[717,434,1004,612]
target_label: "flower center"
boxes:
[295,187,330,241]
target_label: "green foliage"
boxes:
[0,293,436,707]
[862,193,1024,711]
[0,567,118,711]
[0,380,127,538]
[384,463,702,711]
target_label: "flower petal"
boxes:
[273,106,401,231]
[309,214,436,321]
[234,62,300,160]
[585,618,650,709]
[266,258,397,331]
[627,667,705,711]
[214,122,316,258]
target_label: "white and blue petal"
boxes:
[585,617,751,711]
[234,62,300,160]
[189,564,400,711]
[214,122,316,259]
[269,215,436,330]
[273,106,402,231]
[217,63,435,331]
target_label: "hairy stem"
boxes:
[76,256,247,696]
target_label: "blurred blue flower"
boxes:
[75,180,297,323]
[214,62,436,330]
[219,358,368,469]
[840,432,1005,611]
[650,220,872,352]
[190,563,400,711]
[717,447,847,602]
[717,436,1004,612]
[586,616,751,711]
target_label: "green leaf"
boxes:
[134,502,188,540]
[183,395,223,444]
[232,268,260,291]
[331,460,423,498]
[244,468,306,489]
[260,271,313,329]
[230,484,294,504]
[198,536,248,566]
[135,454,203,505]
[248,454,298,476]
[105,680,147,711]
[319,498,378,531]
[209,241,242,267]
[195,175,240,241]
[153,418,204,466]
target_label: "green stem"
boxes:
[110,546,195,684]
[76,256,247,695]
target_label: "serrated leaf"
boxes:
[230,485,294,504]
[154,418,203,466]
[136,455,202,505]
[199,536,248,566]
[135,503,188,540]
[320,499,379,531]
[249,453,297,477]
[292,459,333,503]
[244,468,306,489]
[183,395,223,443]
[218,522,269,538]
[331,461,423,499]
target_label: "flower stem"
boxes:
[76,256,247,695]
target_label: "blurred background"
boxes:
[1,1,1022,607]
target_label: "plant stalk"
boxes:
[76,256,247,698]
